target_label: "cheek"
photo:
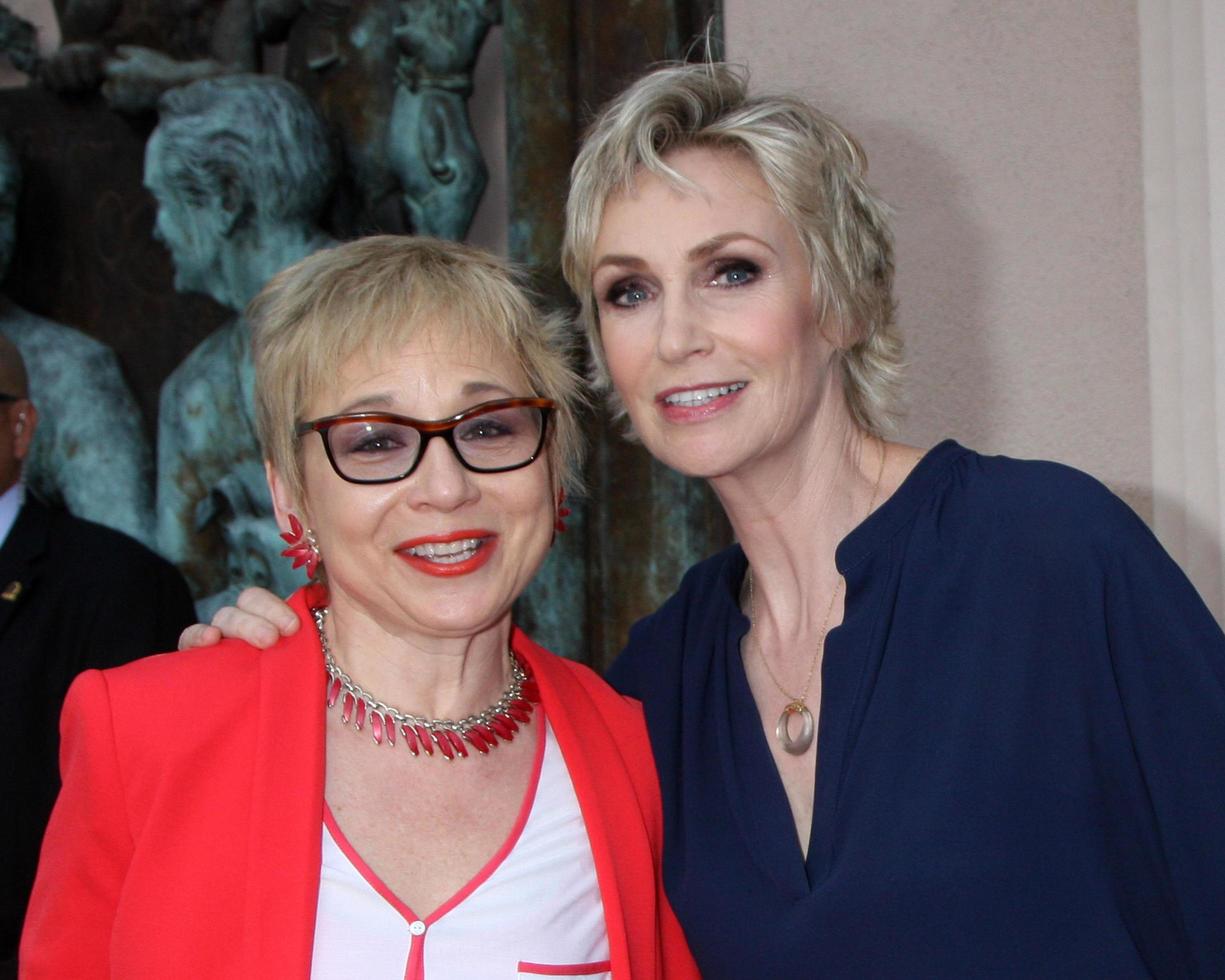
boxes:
[510,475,558,553]
[599,323,652,395]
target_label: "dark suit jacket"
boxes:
[0,494,194,975]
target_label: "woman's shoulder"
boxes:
[93,637,267,695]
[64,641,273,759]
[940,443,1145,542]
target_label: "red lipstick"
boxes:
[395,529,497,578]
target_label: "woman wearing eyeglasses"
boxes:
[20,237,698,980]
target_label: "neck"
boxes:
[320,596,516,722]
[713,396,878,635]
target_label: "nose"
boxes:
[402,435,479,511]
[656,287,713,363]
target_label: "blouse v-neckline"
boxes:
[717,441,967,893]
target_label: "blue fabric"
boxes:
[607,441,1225,979]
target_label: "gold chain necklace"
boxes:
[747,439,887,756]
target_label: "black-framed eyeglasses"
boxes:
[296,397,555,484]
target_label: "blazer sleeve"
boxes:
[1102,509,1225,977]
[20,670,134,979]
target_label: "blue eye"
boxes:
[711,260,759,288]
[605,279,651,307]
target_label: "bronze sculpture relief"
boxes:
[146,75,336,613]
[0,132,155,546]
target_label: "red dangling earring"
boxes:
[554,489,571,534]
[280,513,321,579]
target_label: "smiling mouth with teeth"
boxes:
[406,538,484,563]
[664,382,747,407]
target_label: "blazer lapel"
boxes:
[516,632,643,978]
[241,588,327,975]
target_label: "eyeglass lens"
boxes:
[326,404,545,481]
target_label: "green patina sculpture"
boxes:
[146,74,336,616]
[42,0,245,105]
[388,0,500,239]
[0,132,156,547]
[45,0,496,241]
[256,0,498,238]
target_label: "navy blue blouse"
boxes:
[608,441,1225,979]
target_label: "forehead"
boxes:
[595,147,786,247]
[593,146,804,271]
[317,324,532,415]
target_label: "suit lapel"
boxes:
[0,498,49,640]
[241,588,327,974]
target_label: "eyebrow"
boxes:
[335,381,515,416]
[689,232,777,261]
[592,232,778,273]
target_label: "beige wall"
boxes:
[727,0,1152,518]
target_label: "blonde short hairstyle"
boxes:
[250,236,587,506]
[563,61,903,435]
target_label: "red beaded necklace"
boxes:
[313,606,539,760]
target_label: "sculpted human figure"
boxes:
[43,0,496,240]
[0,133,155,546]
[147,74,335,614]
[199,0,500,237]
[387,0,500,239]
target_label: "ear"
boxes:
[215,164,251,238]
[12,400,36,460]
[265,459,304,533]
[817,309,864,352]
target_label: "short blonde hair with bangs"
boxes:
[562,61,903,436]
[250,235,587,506]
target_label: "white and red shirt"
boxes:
[311,719,611,980]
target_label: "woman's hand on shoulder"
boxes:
[176,587,300,651]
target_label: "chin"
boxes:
[640,430,746,480]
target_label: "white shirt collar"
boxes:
[0,481,24,549]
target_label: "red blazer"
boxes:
[20,589,698,979]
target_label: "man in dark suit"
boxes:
[0,335,195,976]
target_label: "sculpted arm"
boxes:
[100,0,260,112]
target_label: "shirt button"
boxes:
[409,920,426,936]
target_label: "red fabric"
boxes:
[20,589,697,979]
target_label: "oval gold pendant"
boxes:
[776,701,815,755]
